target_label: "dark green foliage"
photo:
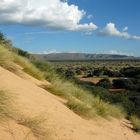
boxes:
[0,32,5,43]
[96,78,112,89]
[0,32,13,49]
[65,69,75,79]
[113,78,140,91]
[32,61,58,82]
[113,79,134,89]
[0,32,32,59]
[120,67,140,78]
[12,47,31,58]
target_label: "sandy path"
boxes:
[0,66,139,140]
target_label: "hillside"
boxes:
[35,53,135,61]
[0,66,140,140]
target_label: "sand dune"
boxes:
[0,66,139,140]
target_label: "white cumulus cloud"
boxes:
[0,0,97,32]
[104,50,133,56]
[99,22,140,40]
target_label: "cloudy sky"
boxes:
[0,0,140,56]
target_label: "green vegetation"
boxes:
[51,60,140,78]
[0,45,43,80]
[13,54,44,80]
[45,60,140,131]
[96,78,112,89]
[0,46,15,71]
[34,61,124,119]
[66,98,96,118]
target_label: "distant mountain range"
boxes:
[34,53,138,61]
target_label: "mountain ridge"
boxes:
[34,53,137,61]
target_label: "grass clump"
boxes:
[13,54,44,80]
[16,115,46,139]
[66,98,96,118]
[0,45,44,80]
[130,115,140,132]
[0,90,13,118]
[32,61,58,82]
[17,115,47,139]
[44,77,124,119]
[0,46,16,71]
[51,80,124,118]
[91,97,124,118]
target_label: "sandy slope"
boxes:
[0,66,140,140]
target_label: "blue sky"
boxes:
[0,0,140,56]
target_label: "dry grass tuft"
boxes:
[130,115,140,132]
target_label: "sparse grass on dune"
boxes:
[0,90,13,119]
[47,79,124,118]
[33,61,125,119]
[0,45,44,80]
[0,89,48,139]
[0,46,16,71]
[13,54,44,80]
[37,63,124,119]
[17,115,47,140]
[32,61,58,82]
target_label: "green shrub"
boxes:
[96,78,112,89]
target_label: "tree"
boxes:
[113,78,136,90]
[65,69,75,79]
[96,78,112,89]
[120,67,140,78]
[0,32,5,43]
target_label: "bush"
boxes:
[112,78,135,90]
[32,61,57,82]
[120,67,140,78]
[65,69,75,79]
[96,78,112,89]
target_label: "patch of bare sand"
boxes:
[0,66,139,140]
